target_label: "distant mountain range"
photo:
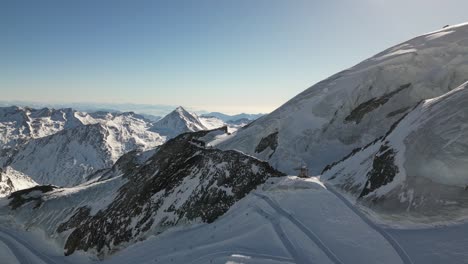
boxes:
[0,101,266,122]
[200,112,264,122]
[0,101,177,117]
[0,105,259,196]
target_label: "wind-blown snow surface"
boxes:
[219,23,468,175]
[105,177,406,264]
[322,81,468,223]
[3,176,468,263]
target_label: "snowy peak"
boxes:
[6,117,164,187]
[219,22,468,175]
[151,106,208,138]
[0,106,87,151]
[174,105,187,113]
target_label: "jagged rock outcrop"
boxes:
[8,128,284,256]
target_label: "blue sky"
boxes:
[2,0,468,114]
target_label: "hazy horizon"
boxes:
[0,99,268,116]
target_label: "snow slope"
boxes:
[151,106,208,138]
[0,106,92,150]
[4,176,468,263]
[199,116,225,130]
[100,177,407,264]
[6,120,164,187]
[219,23,468,175]
[199,116,248,133]
[0,167,37,198]
[322,80,468,223]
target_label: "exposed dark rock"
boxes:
[321,136,384,174]
[57,128,285,256]
[322,102,418,175]
[255,131,279,155]
[386,106,411,118]
[89,148,160,182]
[345,83,411,123]
[8,185,58,210]
[359,145,398,198]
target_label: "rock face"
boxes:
[219,23,468,175]
[8,128,284,256]
[358,145,398,198]
[8,185,57,210]
[322,82,468,222]
[255,131,279,158]
[344,83,412,124]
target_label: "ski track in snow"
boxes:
[254,206,308,264]
[0,234,34,264]
[0,228,72,264]
[324,184,414,264]
[0,227,62,264]
[188,249,295,264]
[253,192,344,264]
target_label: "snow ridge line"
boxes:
[254,206,309,264]
[324,184,414,264]
[0,227,65,264]
[253,192,344,264]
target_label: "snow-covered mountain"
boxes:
[322,81,468,222]
[201,112,264,122]
[151,106,208,138]
[219,23,468,175]
[6,122,162,187]
[5,127,283,257]
[0,107,165,190]
[0,167,37,197]
[198,116,225,130]
[0,106,89,150]
[0,105,251,191]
